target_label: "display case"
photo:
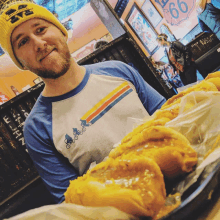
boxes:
[187,32,220,78]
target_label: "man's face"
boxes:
[11,18,71,79]
[157,38,166,47]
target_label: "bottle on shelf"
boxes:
[11,86,20,96]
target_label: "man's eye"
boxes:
[36,27,46,33]
[18,38,28,47]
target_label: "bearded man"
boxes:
[0,1,166,203]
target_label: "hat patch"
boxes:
[5,4,34,24]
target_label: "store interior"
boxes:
[0,0,216,102]
[0,0,220,219]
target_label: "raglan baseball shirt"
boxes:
[23,61,166,203]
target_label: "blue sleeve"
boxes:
[99,61,166,115]
[24,113,78,203]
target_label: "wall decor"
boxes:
[154,0,196,26]
[141,0,163,28]
[126,3,159,55]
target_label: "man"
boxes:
[156,33,197,86]
[0,1,166,203]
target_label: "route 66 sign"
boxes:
[154,0,196,25]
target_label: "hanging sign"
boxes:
[154,0,196,25]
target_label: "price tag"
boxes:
[155,0,196,25]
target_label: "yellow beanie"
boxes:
[0,1,68,69]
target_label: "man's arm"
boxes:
[24,123,78,203]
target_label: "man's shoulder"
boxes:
[23,98,50,133]
[84,60,128,71]
[84,60,135,79]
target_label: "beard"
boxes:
[24,44,71,79]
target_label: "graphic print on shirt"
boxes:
[64,82,133,148]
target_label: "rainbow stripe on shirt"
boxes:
[80,82,133,127]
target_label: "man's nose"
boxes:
[33,35,47,52]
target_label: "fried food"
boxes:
[65,126,197,217]
[65,156,166,218]
[121,147,196,179]
[109,126,197,179]
[155,193,181,219]
[65,79,216,218]
[121,117,170,144]
[152,104,180,121]
[205,71,220,80]
[110,126,190,158]
[161,81,218,110]
[205,78,220,90]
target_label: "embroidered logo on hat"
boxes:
[4,4,33,23]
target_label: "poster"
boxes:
[126,3,159,55]
[141,0,163,28]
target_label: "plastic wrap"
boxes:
[165,91,220,195]
[5,203,138,220]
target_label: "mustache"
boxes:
[37,45,56,62]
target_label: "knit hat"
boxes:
[0,0,68,69]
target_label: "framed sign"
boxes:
[141,0,163,28]
[155,0,196,26]
[126,3,159,55]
